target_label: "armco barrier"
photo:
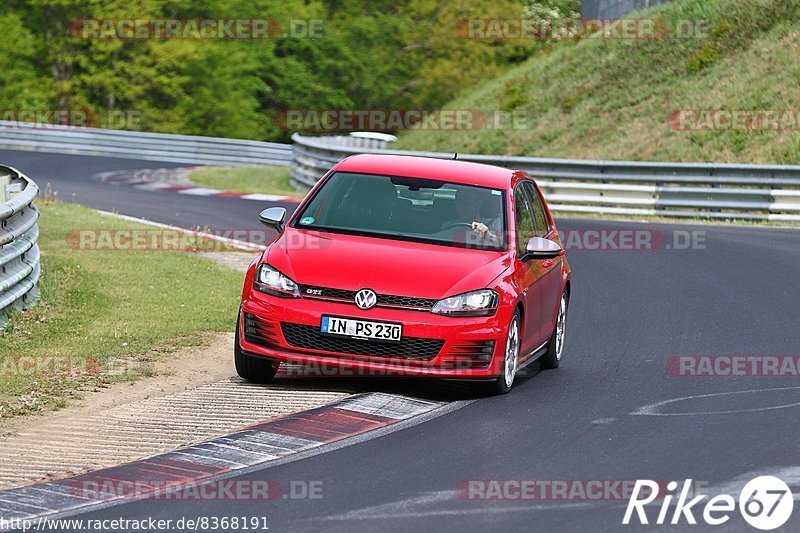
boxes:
[2,122,798,222]
[291,133,800,222]
[0,121,292,167]
[0,165,40,326]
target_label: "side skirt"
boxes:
[516,342,549,372]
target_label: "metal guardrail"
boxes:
[0,122,292,167]
[291,133,800,222]
[0,165,40,326]
[3,122,797,222]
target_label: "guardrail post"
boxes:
[0,173,8,203]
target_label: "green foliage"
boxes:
[523,0,580,18]
[0,12,53,107]
[396,0,800,165]
[498,75,530,112]
[0,0,556,141]
[686,44,719,73]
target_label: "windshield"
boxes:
[293,172,507,250]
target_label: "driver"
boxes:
[442,187,502,244]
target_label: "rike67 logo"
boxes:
[624,476,794,530]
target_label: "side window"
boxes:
[523,181,549,237]
[513,184,536,255]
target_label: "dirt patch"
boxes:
[0,228,348,490]
[0,333,236,439]
[0,332,350,489]
[196,251,259,273]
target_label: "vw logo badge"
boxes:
[354,289,377,310]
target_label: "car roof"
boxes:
[332,154,517,189]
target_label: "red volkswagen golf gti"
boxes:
[236,154,571,394]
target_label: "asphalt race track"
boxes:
[0,149,295,234]
[3,148,800,532]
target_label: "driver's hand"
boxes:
[471,222,489,236]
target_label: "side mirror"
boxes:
[524,237,564,260]
[259,207,287,232]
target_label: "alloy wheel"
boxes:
[504,315,521,388]
[555,293,567,361]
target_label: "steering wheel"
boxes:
[441,221,475,230]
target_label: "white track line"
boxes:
[96,210,263,252]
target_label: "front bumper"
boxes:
[239,292,511,379]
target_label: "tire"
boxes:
[540,290,568,370]
[234,316,279,383]
[486,310,522,395]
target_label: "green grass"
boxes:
[395,0,800,165]
[189,166,298,196]
[0,201,245,419]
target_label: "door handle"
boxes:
[542,259,555,269]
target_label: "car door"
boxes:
[513,182,548,354]
[522,181,563,340]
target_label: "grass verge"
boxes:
[395,0,800,165]
[0,201,246,419]
[189,166,297,196]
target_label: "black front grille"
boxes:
[303,287,356,301]
[377,294,437,310]
[299,285,437,311]
[280,323,444,360]
[243,313,278,346]
[441,341,496,369]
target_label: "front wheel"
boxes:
[487,310,521,395]
[540,290,568,370]
[234,317,279,383]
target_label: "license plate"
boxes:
[320,316,402,342]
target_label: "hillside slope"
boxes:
[395,0,800,164]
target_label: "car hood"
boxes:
[266,229,511,299]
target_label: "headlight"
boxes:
[254,264,300,298]
[431,289,499,317]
